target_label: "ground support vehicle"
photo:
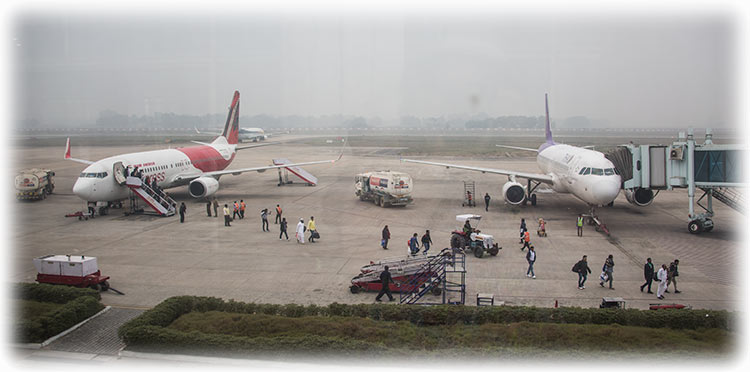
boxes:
[355,171,413,207]
[449,214,501,258]
[349,254,442,295]
[16,168,55,200]
[65,211,92,221]
[34,255,110,291]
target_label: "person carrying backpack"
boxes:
[572,255,591,289]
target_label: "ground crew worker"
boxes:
[275,204,283,224]
[179,202,186,223]
[308,216,317,243]
[233,201,240,220]
[223,204,231,227]
[206,200,212,217]
[279,217,289,240]
[261,208,270,231]
[484,193,491,211]
[467,190,473,206]
[375,265,396,302]
[521,230,531,251]
[240,200,246,219]
[212,199,219,218]
[577,214,584,237]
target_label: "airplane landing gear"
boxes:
[583,206,610,236]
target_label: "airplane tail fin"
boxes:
[544,93,554,144]
[218,91,240,145]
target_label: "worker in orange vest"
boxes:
[232,201,240,220]
[522,230,532,251]
[275,204,283,224]
[240,200,246,219]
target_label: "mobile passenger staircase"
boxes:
[125,177,176,217]
[399,248,466,305]
[607,128,746,234]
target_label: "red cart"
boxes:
[34,255,111,291]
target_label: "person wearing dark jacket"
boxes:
[600,255,615,289]
[526,246,536,279]
[519,218,527,244]
[381,225,390,250]
[573,255,592,289]
[667,259,681,294]
[484,193,491,211]
[640,257,655,294]
[179,202,186,223]
[206,200,212,217]
[279,217,289,240]
[421,230,432,255]
[375,265,396,301]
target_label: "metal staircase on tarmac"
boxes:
[399,248,466,305]
[125,177,176,216]
[706,187,745,215]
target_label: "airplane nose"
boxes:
[592,180,620,205]
[72,179,92,200]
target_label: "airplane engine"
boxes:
[188,177,220,198]
[502,181,526,205]
[624,187,654,207]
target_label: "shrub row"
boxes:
[15,283,101,304]
[16,296,105,343]
[119,296,733,346]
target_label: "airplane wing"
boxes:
[201,157,341,178]
[235,142,278,150]
[496,144,538,152]
[402,159,554,185]
[64,138,95,165]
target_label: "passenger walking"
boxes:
[421,230,432,255]
[537,218,546,236]
[375,265,396,302]
[521,230,531,251]
[519,218,527,244]
[656,264,669,299]
[307,216,317,243]
[279,217,289,240]
[261,208,270,232]
[296,218,306,244]
[599,255,615,289]
[381,225,390,250]
[640,258,655,294]
[179,202,186,223]
[240,200,246,219]
[212,199,219,218]
[526,246,536,279]
[573,255,591,289]
[206,200,212,217]
[232,201,240,220]
[275,204,283,224]
[223,204,231,227]
[667,259,681,294]
[409,233,420,255]
[577,214,584,237]
[484,193,491,211]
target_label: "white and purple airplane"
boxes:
[403,94,625,225]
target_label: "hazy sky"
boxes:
[13,10,735,128]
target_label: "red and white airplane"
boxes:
[66,91,339,204]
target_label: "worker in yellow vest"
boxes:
[577,214,584,237]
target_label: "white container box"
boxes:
[33,255,98,277]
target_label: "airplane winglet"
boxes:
[64,137,71,159]
[545,93,554,144]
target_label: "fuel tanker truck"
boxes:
[355,171,413,207]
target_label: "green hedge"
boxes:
[15,283,101,303]
[119,296,734,350]
[15,283,104,343]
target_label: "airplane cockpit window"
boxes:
[613,168,621,175]
[578,168,586,175]
[591,168,604,176]
[582,168,591,175]
[604,168,615,176]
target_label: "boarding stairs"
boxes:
[399,248,466,305]
[125,177,176,216]
[273,158,318,186]
[701,187,745,216]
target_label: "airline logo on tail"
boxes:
[220,90,240,145]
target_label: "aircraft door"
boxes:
[113,161,126,185]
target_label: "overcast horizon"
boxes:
[12,11,737,129]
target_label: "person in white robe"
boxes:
[296,218,306,244]
[656,264,668,300]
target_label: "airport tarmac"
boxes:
[9,136,744,311]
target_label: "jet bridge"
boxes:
[606,128,746,234]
